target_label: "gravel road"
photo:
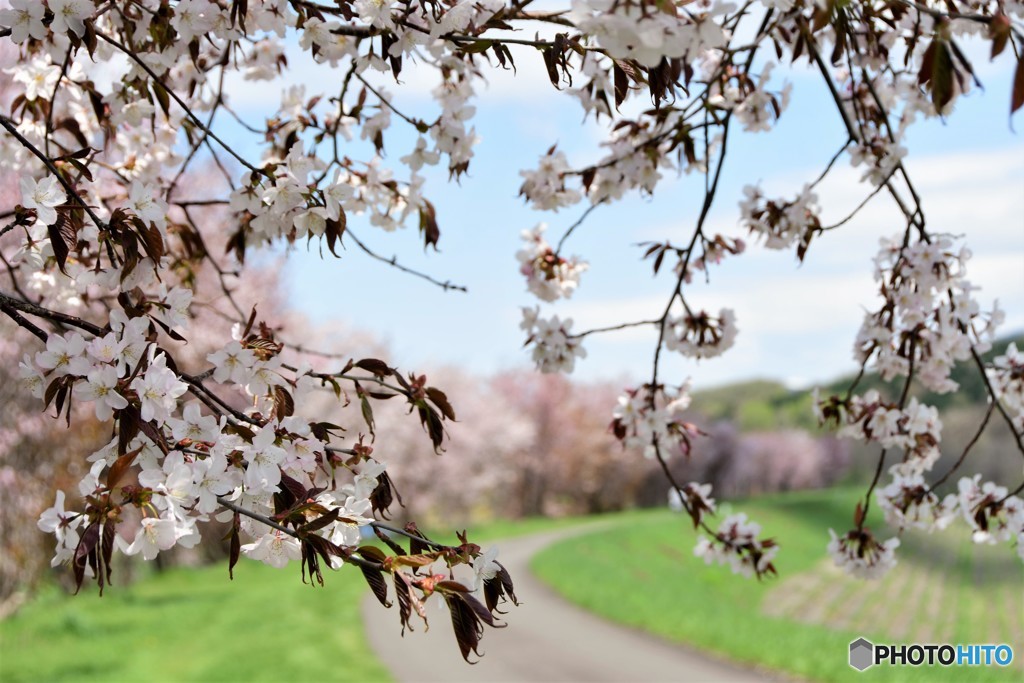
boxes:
[361,522,775,683]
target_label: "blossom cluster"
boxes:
[518,149,582,212]
[739,184,821,252]
[849,131,908,187]
[610,382,699,460]
[34,409,384,570]
[569,0,729,67]
[516,224,588,302]
[832,392,943,476]
[874,472,954,533]
[955,475,1024,551]
[814,234,1018,576]
[875,471,1024,552]
[694,513,779,579]
[987,343,1024,432]
[827,528,900,580]
[668,481,717,529]
[24,319,392,570]
[683,235,747,281]
[519,306,587,374]
[855,235,1002,393]
[707,62,793,134]
[663,308,738,360]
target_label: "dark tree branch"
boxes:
[345,229,468,293]
[214,495,383,572]
[0,291,104,336]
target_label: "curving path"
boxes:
[361,522,776,683]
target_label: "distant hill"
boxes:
[691,333,1024,432]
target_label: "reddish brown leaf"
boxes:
[1012,54,1024,114]
[426,387,456,421]
[47,210,76,275]
[273,385,294,421]
[989,14,1011,60]
[72,522,100,593]
[228,512,241,579]
[355,358,392,377]
[106,446,142,490]
[361,565,391,607]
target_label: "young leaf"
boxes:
[1012,54,1024,115]
[425,387,456,421]
[361,565,391,608]
[228,512,241,580]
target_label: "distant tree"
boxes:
[2,0,1022,659]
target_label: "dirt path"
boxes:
[361,522,775,683]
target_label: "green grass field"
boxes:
[532,488,1023,683]
[0,559,391,683]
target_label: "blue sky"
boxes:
[227,38,1024,389]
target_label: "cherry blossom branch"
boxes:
[574,319,660,339]
[651,115,732,386]
[896,0,1012,28]
[969,347,1024,458]
[0,300,48,342]
[926,402,995,493]
[355,73,430,131]
[345,229,468,293]
[214,495,383,572]
[180,374,260,426]
[555,202,602,253]
[809,138,853,189]
[0,291,104,336]
[858,337,919,530]
[178,205,248,322]
[369,521,450,550]
[0,114,109,231]
[167,59,231,200]
[281,342,349,360]
[44,46,73,159]
[508,10,575,28]
[94,31,263,177]
[821,179,889,231]
[0,251,33,303]
[801,23,919,230]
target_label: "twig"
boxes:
[0,302,49,341]
[927,402,995,493]
[555,202,601,253]
[346,229,467,293]
[0,291,104,336]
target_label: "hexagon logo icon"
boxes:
[849,638,874,671]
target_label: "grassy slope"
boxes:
[0,560,392,683]
[532,488,1022,683]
